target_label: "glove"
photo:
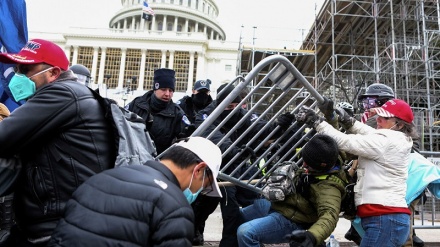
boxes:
[334,107,356,130]
[277,112,295,130]
[240,145,256,160]
[294,106,323,129]
[285,230,316,247]
[317,97,336,120]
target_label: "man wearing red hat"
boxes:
[296,98,419,247]
[0,39,116,246]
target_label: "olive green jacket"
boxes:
[271,168,347,244]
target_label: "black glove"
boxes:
[334,107,356,130]
[277,112,295,130]
[240,145,256,160]
[285,230,316,247]
[294,106,323,128]
[317,97,336,120]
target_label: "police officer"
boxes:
[127,68,190,154]
[177,79,213,123]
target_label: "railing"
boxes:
[415,151,440,230]
[189,54,440,231]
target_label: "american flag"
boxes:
[0,0,28,111]
[142,0,155,20]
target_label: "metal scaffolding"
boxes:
[239,0,440,152]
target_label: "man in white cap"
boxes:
[48,137,222,247]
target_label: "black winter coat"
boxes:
[128,91,187,154]
[48,162,194,247]
[0,72,115,239]
[176,95,212,123]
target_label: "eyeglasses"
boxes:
[201,167,214,196]
[14,64,33,75]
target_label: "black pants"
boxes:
[219,185,259,247]
[191,194,221,237]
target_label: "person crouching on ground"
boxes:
[48,137,223,247]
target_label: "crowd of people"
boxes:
[0,37,435,247]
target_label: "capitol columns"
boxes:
[168,50,175,69]
[71,46,79,65]
[138,49,147,91]
[161,49,167,68]
[118,48,127,90]
[196,50,205,80]
[98,47,107,84]
[187,51,195,94]
[91,47,99,84]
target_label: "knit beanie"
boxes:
[153,68,176,91]
[301,134,339,171]
[216,84,241,105]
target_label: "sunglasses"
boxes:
[362,97,378,110]
[201,167,215,196]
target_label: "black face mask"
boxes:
[192,93,211,109]
[150,94,168,113]
[220,109,242,129]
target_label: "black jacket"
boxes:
[0,72,115,239]
[195,102,275,175]
[128,91,187,154]
[176,95,212,123]
[48,162,194,247]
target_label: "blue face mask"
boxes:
[9,67,53,102]
[183,169,206,204]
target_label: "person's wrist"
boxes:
[325,111,336,121]
[304,231,316,246]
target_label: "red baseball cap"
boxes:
[0,39,69,71]
[372,99,414,123]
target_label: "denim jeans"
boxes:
[237,199,304,247]
[360,213,410,247]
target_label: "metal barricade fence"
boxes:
[414,151,440,230]
[191,54,324,193]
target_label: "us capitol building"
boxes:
[29,0,238,103]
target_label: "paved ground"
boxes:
[196,206,440,247]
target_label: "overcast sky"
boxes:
[26,0,325,49]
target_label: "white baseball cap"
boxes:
[176,137,223,197]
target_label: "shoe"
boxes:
[344,226,362,246]
[413,234,424,247]
[192,230,204,246]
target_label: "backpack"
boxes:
[56,88,157,168]
[262,161,299,201]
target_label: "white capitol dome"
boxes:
[30,0,239,105]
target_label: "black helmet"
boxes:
[70,64,91,86]
[358,83,394,109]
[359,83,394,100]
